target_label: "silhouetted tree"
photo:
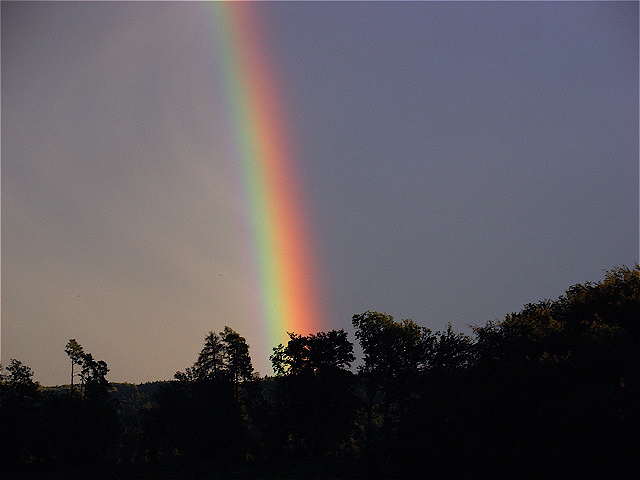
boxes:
[270,330,358,459]
[193,331,225,380]
[430,323,473,371]
[352,311,433,460]
[221,326,254,393]
[183,327,254,387]
[65,339,84,396]
[79,352,110,402]
[40,344,120,471]
[150,327,255,474]
[0,359,41,469]
[1,359,38,395]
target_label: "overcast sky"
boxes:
[2,1,638,385]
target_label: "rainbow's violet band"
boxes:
[209,2,322,348]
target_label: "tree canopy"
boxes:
[2,265,638,479]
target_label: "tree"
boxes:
[352,311,433,381]
[180,327,254,386]
[62,340,110,401]
[2,359,37,390]
[271,330,355,376]
[351,311,434,458]
[220,326,254,393]
[192,331,224,380]
[79,353,110,402]
[430,323,473,371]
[269,330,358,458]
[158,327,255,471]
[65,339,84,396]
[0,359,40,469]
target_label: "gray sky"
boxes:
[2,1,638,385]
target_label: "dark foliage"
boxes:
[269,330,359,459]
[1,349,118,477]
[2,266,638,479]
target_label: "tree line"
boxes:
[1,266,638,479]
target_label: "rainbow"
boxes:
[209,2,322,348]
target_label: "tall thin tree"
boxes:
[64,339,84,396]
